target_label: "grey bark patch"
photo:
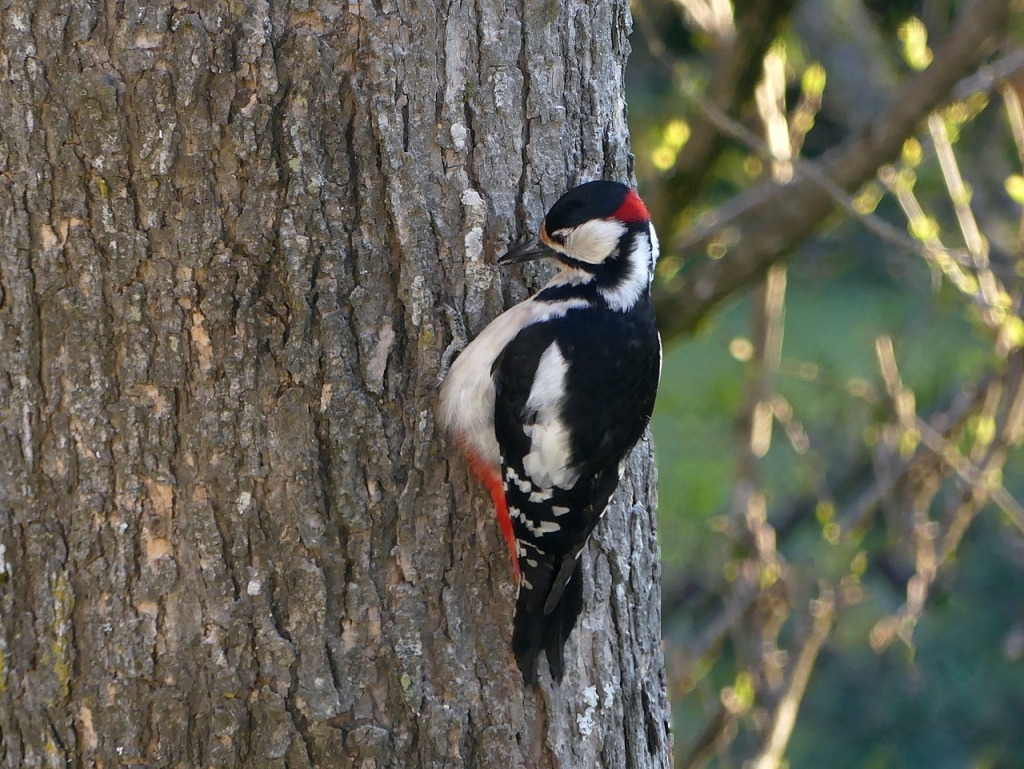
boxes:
[0,1,669,767]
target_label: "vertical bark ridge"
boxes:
[0,1,669,766]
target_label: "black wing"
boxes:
[492,301,660,682]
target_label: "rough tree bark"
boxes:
[0,1,670,768]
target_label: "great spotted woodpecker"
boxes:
[439,180,661,683]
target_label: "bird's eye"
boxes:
[540,223,567,248]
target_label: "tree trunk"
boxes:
[0,2,670,767]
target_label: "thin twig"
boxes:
[951,48,1024,102]
[671,0,735,42]
[928,112,1003,325]
[917,416,1024,533]
[679,705,734,769]
[650,0,1013,339]
[671,373,993,690]
[748,588,836,769]
[641,22,1023,277]
[675,86,992,277]
[877,164,1013,325]
[1000,82,1024,252]
[636,0,797,225]
[869,342,1024,652]
[723,47,795,732]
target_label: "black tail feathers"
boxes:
[512,556,584,684]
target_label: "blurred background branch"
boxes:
[631,0,1024,765]
[643,0,1011,340]
[642,0,797,228]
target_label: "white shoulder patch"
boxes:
[439,297,586,468]
[521,342,578,490]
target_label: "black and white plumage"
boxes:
[439,180,662,683]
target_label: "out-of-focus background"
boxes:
[626,1,1024,766]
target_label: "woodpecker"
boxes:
[439,180,661,683]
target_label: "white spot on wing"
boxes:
[551,506,571,517]
[521,342,578,490]
[522,518,561,536]
[529,488,554,503]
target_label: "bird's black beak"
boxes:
[497,238,553,266]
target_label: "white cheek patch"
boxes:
[521,342,578,490]
[550,218,627,264]
[599,228,654,312]
[649,223,660,269]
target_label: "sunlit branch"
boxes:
[651,0,1013,341]
[748,589,836,769]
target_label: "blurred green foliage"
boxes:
[653,264,1021,768]
[627,1,1024,766]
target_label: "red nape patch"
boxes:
[612,188,650,223]
[461,445,521,580]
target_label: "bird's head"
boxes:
[500,180,659,310]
